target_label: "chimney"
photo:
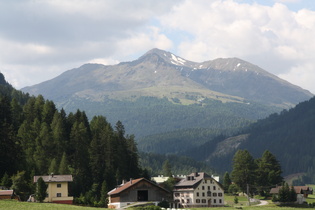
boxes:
[122,179,126,185]
[130,178,133,184]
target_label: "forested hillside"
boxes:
[0,73,141,205]
[181,96,315,181]
[0,73,214,206]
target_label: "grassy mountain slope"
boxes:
[21,49,312,139]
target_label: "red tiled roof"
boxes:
[0,190,13,196]
[34,175,73,183]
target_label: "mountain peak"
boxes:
[140,48,195,67]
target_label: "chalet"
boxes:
[0,190,18,200]
[173,172,224,208]
[108,178,171,209]
[270,186,313,204]
[33,174,73,204]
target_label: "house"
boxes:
[108,178,171,209]
[33,174,73,204]
[173,172,224,208]
[270,186,313,204]
[0,190,18,200]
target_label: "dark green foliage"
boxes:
[0,77,143,206]
[162,160,172,177]
[35,177,47,202]
[240,97,315,176]
[223,172,232,193]
[11,171,32,201]
[228,184,239,195]
[277,182,296,203]
[255,150,283,195]
[63,96,279,139]
[1,172,12,189]
[231,150,283,196]
[231,150,257,193]
[158,200,169,208]
[139,152,214,176]
[133,205,161,210]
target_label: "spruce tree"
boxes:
[35,177,47,202]
[231,150,257,193]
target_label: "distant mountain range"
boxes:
[22,48,313,138]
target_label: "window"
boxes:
[57,193,62,197]
[208,186,210,190]
[57,183,61,188]
[186,199,190,203]
[213,199,216,203]
[196,199,200,203]
[205,180,207,183]
[213,193,217,197]
[219,199,222,203]
[202,186,205,190]
[202,192,205,197]
[175,193,179,197]
[218,193,223,197]
[196,192,199,197]
[213,186,216,190]
[202,199,206,203]
[207,191,211,196]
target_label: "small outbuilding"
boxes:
[0,190,18,200]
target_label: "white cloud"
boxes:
[0,0,314,94]
[157,0,315,93]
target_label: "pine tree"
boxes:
[162,160,172,177]
[48,158,58,175]
[231,150,257,193]
[59,152,70,174]
[223,172,232,193]
[35,177,47,202]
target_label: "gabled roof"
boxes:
[33,175,73,183]
[174,172,213,188]
[270,186,313,194]
[0,190,13,196]
[108,178,169,195]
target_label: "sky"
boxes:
[1,0,315,94]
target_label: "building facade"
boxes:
[173,172,224,208]
[33,174,73,204]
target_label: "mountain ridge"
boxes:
[22,48,313,108]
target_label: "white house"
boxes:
[173,172,224,208]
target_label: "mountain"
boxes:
[183,96,315,176]
[21,49,313,138]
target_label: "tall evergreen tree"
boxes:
[223,172,232,193]
[231,150,257,193]
[35,177,47,202]
[255,150,283,195]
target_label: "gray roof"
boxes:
[174,172,213,188]
[34,174,73,183]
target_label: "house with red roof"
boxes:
[108,178,171,209]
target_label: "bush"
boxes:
[158,200,169,208]
[133,205,161,210]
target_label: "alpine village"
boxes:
[1,49,315,210]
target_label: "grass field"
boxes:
[0,199,97,210]
[1,196,315,210]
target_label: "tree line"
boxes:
[223,150,283,196]
[0,79,144,206]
